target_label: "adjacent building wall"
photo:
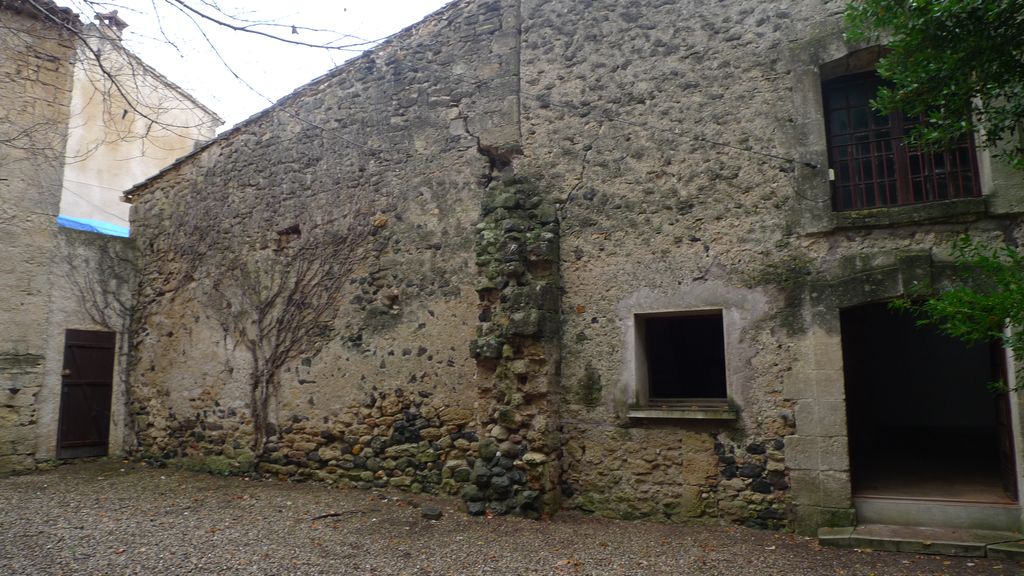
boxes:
[1,3,215,475]
[35,228,137,462]
[60,21,222,227]
[0,2,79,474]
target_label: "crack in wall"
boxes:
[560,123,606,217]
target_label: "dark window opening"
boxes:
[640,311,727,401]
[823,72,981,211]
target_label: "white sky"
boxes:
[102,1,453,129]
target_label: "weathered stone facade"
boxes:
[125,0,517,499]
[123,0,1024,534]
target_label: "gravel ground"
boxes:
[1,461,1021,575]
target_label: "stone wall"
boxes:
[125,0,1024,533]
[124,0,564,511]
[0,3,78,474]
[514,0,852,529]
[511,0,1024,533]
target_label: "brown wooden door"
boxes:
[57,330,116,459]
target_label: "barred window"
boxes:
[823,72,981,211]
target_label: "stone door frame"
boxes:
[785,252,1024,534]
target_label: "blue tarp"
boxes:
[56,215,130,238]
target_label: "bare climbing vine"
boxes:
[209,221,373,453]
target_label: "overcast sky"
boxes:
[98,1,453,129]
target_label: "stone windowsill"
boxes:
[831,197,987,230]
[628,402,738,421]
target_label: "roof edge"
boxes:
[0,0,82,29]
[124,0,461,203]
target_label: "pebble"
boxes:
[421,505,443,520]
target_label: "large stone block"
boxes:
[788,469,820,505]
[818,471,853,509]
[816,400,847,437]
[813,370,846,402]
[818,436,849,472]
[784,367,845,402]
[809,335,844,371]
[782,369,814,401]
[783,435,819,471]
[794,399,848,437]
[793,505,823,536]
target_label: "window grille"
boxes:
[823,72,981,211]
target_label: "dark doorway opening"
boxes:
[57,329,116,459]
[841,302,1017,503]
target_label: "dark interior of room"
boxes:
[841,302,1015,503]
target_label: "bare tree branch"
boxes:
[165,0,381,52]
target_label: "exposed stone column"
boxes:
[469,175,562,516]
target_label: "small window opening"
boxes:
[275,223,301,249]
[637,310,727,402]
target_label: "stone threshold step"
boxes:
[854,496,1020,531]
[819,524,1024,558]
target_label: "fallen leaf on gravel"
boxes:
[554,557,583,569]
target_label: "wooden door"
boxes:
[57,330,116,459]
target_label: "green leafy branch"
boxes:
[893,236,1024,390]
[845,0,1024,168]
